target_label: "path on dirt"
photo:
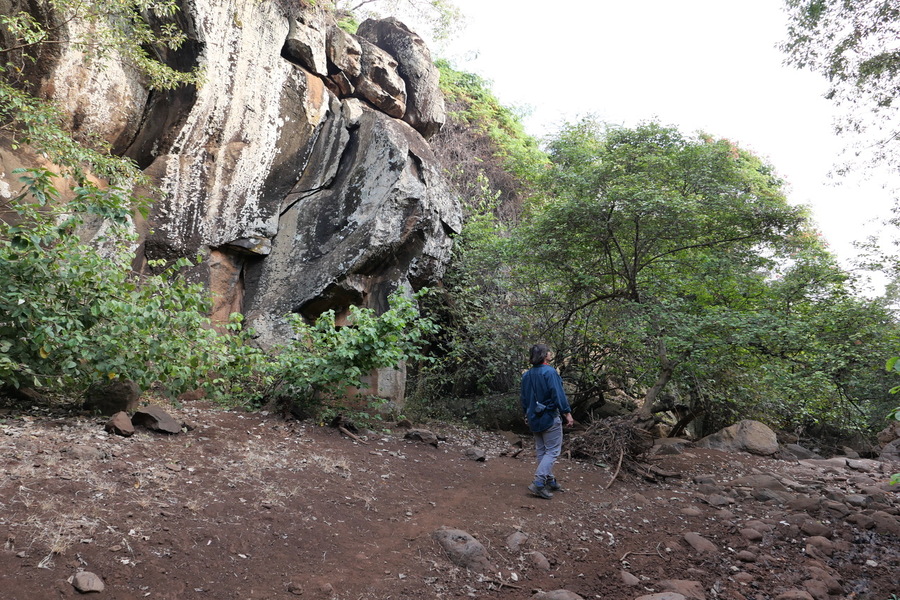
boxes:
[0,404,897,600]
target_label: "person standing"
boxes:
[520,344,574,499]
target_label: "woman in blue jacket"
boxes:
[520,344,574,499]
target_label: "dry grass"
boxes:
[307,452,351,478]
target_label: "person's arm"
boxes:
[548,368,575,427]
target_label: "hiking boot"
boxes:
[545,477,563,492]
[528,483,553,499]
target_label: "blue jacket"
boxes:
[521,363,572,433]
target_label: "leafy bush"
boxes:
[0,168,224,396]
[211,292,436,421]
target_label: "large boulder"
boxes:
[696,420,779,456]
[244,100,460,344]
[283,9,330,76]
[357,17,446,138]
[351,38,407,118]
[84,379,141,415]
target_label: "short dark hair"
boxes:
[529,344,550,366]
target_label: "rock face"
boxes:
[1,2,461,401]
[356,17,446,138]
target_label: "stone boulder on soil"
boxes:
[696,419,779,456]
[71,571,104,593]
[104,411,135,437]
[881,438,900,462]
[876,420,900,446]
[431,528,494,573]
[84,379,140,415]
[404,428,438,446]
[131,406,182,434]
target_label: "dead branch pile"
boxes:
[566,417,655,479]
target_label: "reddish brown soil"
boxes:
[0,403,897,600]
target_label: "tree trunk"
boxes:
[636,337,675,419]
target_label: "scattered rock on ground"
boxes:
[431,528,494,573]
[131,406,182,434]
[104,411,134,437]
[71,571,104,593]
[83,380,140,416]
[463,446,486,461]
[683,532,717,553]
[404,428,438,446]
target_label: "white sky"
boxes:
[423,0,897,274]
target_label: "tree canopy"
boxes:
[782,0,900,169]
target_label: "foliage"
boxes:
[215,292,436,420]
[0,0,227,400]
[330,0,463,42]
[0,0,202,91]
[514,119,808,422]
[412,63,547,410]
[0,169,225,396]
[410,181,525,405]
[781,0,900,169]
[434,59,547,220]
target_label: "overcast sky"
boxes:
[422,0,896,274]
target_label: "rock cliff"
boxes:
[0,0,461,351]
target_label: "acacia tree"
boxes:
[514,119,809,424]
[782,0,900,169]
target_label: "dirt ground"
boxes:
[0,401,897,600]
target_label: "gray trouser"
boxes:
[533,417,562,483]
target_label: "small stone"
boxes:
[805,536,834,557]
[506,531,528,552]
[736,550,757,562]
[843,494,869,507]
[775,590,814,600]
[659,579,705,600]
[620,570,640,586]
[871,510,900,535]
[71,571,105,593]
[740,528,763,542]
[529,551,551,571]
[404,429,438,446]
[800,521,832,538]
[132,406,182,434]
[683,531,718,553]
[803,578,830,600]
[463,446,486,461]
[104,411,135,437]
[287,581,303,595]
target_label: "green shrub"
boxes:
[210,291,436,422]
[0,168,224,397]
